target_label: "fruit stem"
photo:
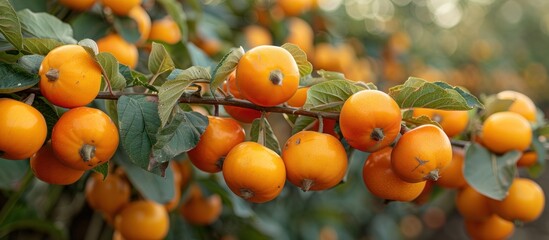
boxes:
[23,93,35,106]
[240,189,254,199]
[301,179,314,192]
[79,144,96,162]
[370,128,385,141]
[0,150,4,157]
[317,116,324,133]
[400,123,410,135]
[215,157,224,170]
[45,69,59,81]
[425,169,440,181]
[269,70,284,86]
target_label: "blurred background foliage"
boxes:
[2,0,549,239]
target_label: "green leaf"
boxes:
[32,96,59,140]
[118,95,161,169]
[250,117,281,154]
[0,0,22,50]
[0,159,28,190]
[151,111,208,168]
[401,109,442,128]
[17,54,43,74]
[113,15,140,44]
[187,42,215,68]
[528,136,547,177]
[210,47,244,92]
[282,43,312,77]
[157,66,211,127]
[302,79,368,112]
[157,0,187,41]
[389,77,483,110]
[149,42,175,76]
[97,52,126,90]
[114,147,175,203]
[91,162,109,179]
[464,143,520,200]
[0,62,39,93]
[17,9,76,44]
[536,125,549,138]
[78,38,99,56]
[481,95,514,119]
[21,38,63,55]
[71,12,110,41]
[291,116,317,134]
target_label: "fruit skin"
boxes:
[101,0,140,15]
[236,45,300,107]
[436,147,467,189]
[115,200,170,240]
[187,116,245,173]
[487,178,545,223]
[180,184,223,225]
[339,90,402,152]
[223,71,262,123]
[97,33,139,69]
[282,131,348,191]
[480,111,532,154]
[284,17,314,56]
[286,87,309,107]
[412,108,469,138]
[455,185,492,222]
[85,172,131,215]
[128,6,151,43]
[277,0,313,16]
[362,147,427,202]
[59,0,96,11]
[31,142,85,185]
[243,25,272,49]
[39,44,101,108]
[497,90,537,122]
[148,18,181,44]
[222,142,286,203]
[0,99,47,160]
[517,151,537,167]
[464,214,515,240]
[391,124,452,183]
[51,107,119,171]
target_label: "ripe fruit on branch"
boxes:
[436,147,467,189]
[465,214,515,240]
[148,18,181,45]
[455,185,492,222]
[31,142,85,185]
[128,6,151,43]
[339,90,402,152]
[0,98,47,160]
[222,142,286,203]
[282,131,347,191]
[85,172,131,215]
[101,0,140,16]
[496,90,537,122]
[51,107,119,171]
[391,124,452,183]
[235,45,299,107]
[480,111,532,154]
[97,33,139,69]
[362,147,427,202]
[487,178,545,223]
[187,116,245,173]
[39,44,101,108]
[412,108,469,138]
[114,200,170,240]
[58,0,96,11]
[223,71,262,123]
[180,184,223,225]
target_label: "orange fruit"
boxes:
[391,124,452,183]
[236,45,300,107]
[39,44,101,108]
[164,162,183,211]
[222,142,286,203]
[412,108,469,138]
[284,17,314,56]
[282,131,348,191]
[313,43,340,71]
[51,107,119,171]
[465,214,515,240]
[175,159,193,189]
[149,18,181,44]
[187,116,245,173]
[0,98,47,160]
[30,142,85,185]
[115,200,170,240]
[436,147,467,189]
[363,147,427,202]
[59,0,96,11]
[243,25,272,49]
[128,5,151,43]
[277,0,313,16]
[101,0,140,16]
[180,184,223,225]
[455,185,492,222]
[97,33,139,68]
[85,172,131,215]
[223,71,262,123]
[517,151,537,167]
[480,111,532,154]
[496,90,537,122]
[286,87,309,107]
[487,178,545,222]
[339,90,402,152]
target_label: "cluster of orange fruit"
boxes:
[0,44,119,185]
[85,160,222,240]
